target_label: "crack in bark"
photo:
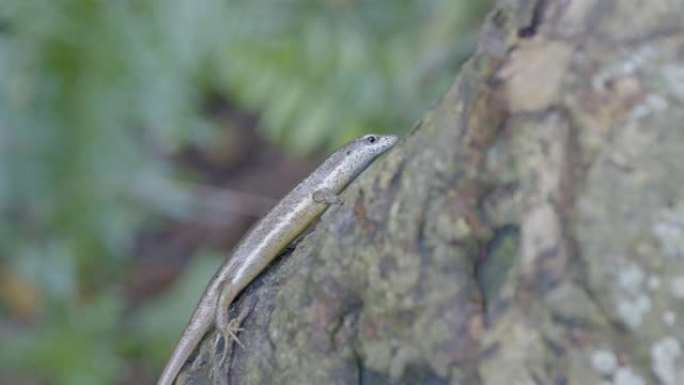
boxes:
[518,0,548,38]
[554,106,623,333]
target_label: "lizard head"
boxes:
[348,134,398,158]
[317,133,398,194]
[339,133,398,171]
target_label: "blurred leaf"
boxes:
[0,293,125,385]
[211,0,493,152]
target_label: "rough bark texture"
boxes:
[178,0,684,384]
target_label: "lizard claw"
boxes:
[215,312,249,385]
[221,318,246,350]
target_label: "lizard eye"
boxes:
[366,135,377,144]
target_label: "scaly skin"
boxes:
[157,134,398,385]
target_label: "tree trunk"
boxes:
[177,0,684,383]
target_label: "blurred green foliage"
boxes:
[0,0,492,384]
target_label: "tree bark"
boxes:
[178,0,684,383]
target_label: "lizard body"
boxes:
[157,134,397,385]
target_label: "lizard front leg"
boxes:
[312,188,344,205]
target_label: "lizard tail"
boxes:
[157,295,216,385]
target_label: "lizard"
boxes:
[157,133,398,385]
